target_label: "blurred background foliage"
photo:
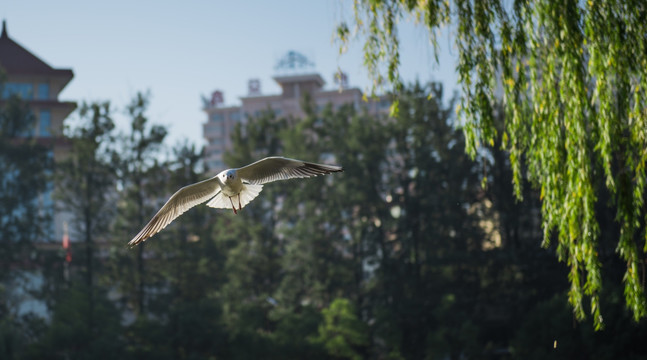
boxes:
[1,82,646,360]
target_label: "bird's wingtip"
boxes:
[127,236,146,248]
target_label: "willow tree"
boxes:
[338,0,647,329]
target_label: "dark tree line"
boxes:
[1,84,646,359]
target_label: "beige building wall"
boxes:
[203,72,389,173]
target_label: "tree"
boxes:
[111,91,167,316]
[0,94,52,273]
[217,110,292,358]
[23,285,126,360]
[225,84,494,358]
[146,141,229,360]
[56,101,117,333]
[0,94,52,360]
[310,298,369,360]
[338,0,647,329]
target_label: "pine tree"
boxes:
[55,101,117,333]
[111,92,167,316]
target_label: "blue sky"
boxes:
[3,0,458,148]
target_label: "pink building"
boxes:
[0,21,75,150]
[203,53,390,172]
[0,21,76,242]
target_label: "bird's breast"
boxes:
[221,178,243,197]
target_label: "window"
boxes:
[38,83,49,99]
[229,111,241,122]
[2,83,34,99]
[205,122,222,137]
[39,110,51,137]
[210,113,224,122]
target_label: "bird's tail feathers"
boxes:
[206,184,264,210]
[206,191,230,209]
[239,184,263,209]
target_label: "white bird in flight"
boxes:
[128,156,343,247]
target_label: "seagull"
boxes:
[128,156,343,247]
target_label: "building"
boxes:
[202,51,390,172]
[0,20,76,242]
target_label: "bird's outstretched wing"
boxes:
[128,177,221,247]
[236,156,343,185]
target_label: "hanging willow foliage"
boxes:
[339,0,647,329]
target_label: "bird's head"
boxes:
[220,169,237,183]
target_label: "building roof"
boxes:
[0,20,74,79]
[273,73,325,88]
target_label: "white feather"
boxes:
[206,191,231,209]
[239,184,263,209]
[205,184,264,209]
